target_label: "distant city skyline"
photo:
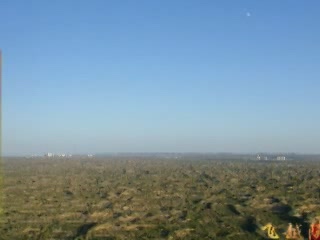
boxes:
[1,1,320,155]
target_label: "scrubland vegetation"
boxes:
[1,157,320,239]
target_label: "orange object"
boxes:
[309,222,320,240]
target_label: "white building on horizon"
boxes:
[276,156,286,161]
[45,153,54,157]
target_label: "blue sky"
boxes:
[1,1,320,155]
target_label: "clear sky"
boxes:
[1,1,320,156]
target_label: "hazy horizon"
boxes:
[4,151,320,158]
[1,1,320,155]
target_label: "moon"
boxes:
[246,12,251,17]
